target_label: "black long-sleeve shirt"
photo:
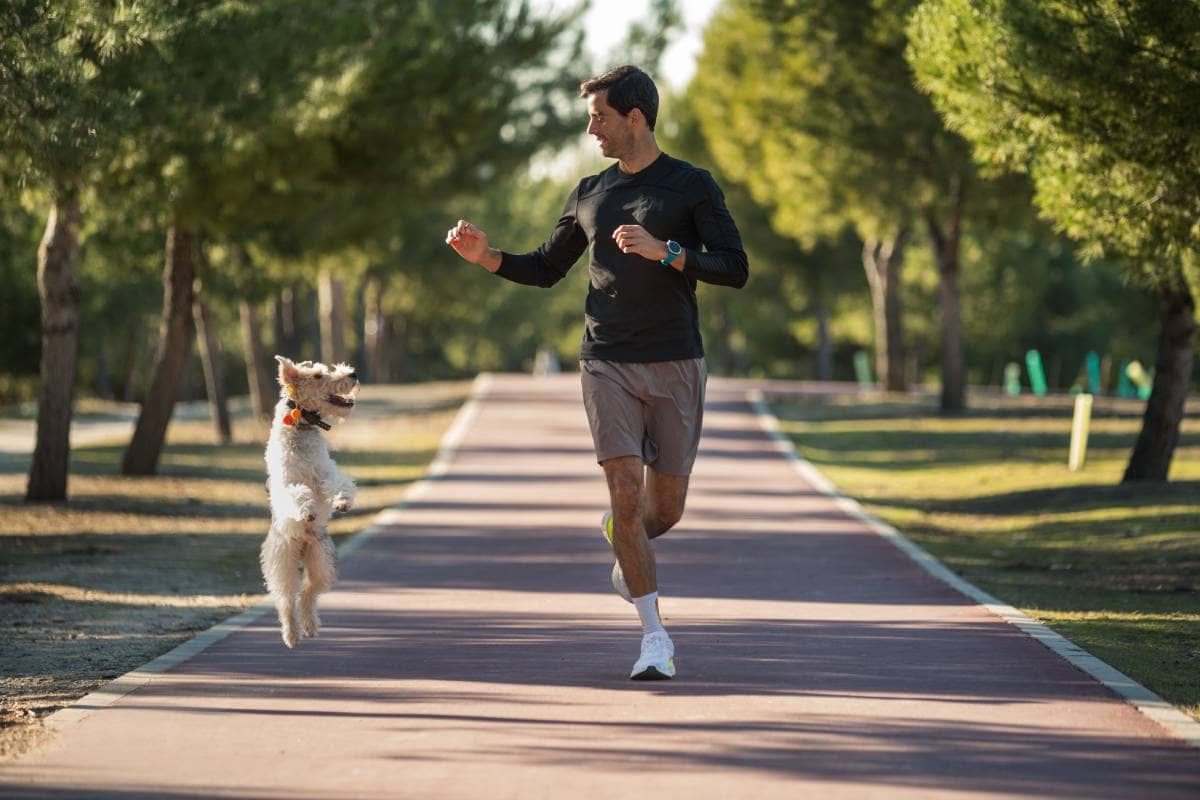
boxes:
[497,153,748,363]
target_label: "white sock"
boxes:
[632,592,665,635]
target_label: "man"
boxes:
[445,65,747,680]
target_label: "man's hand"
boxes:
[446,219,502,272]
[612,225,685,271]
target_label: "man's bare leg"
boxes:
[601,455,678,680]
[601,455,656,597]
[644,466,688,540]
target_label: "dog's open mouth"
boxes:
[327,394,355,408]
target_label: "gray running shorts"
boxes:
[579,357,707,476]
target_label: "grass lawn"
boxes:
[0,383,468,757]
[770,392,1200,721]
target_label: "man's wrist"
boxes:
[478,247,503,273]
[669,247,686,271]
[660,239,684,270]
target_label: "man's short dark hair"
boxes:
[579,65,659,131]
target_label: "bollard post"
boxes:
[1068,393,1093,472]
[1086,351,1102,394]
[1003,362,1021,396]
[1126,360,1153,400]
[1025,349,1048,396]
[1116,359,1135,398]
[853,350,874,388]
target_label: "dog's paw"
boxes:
[301,611,320,638]
[282,626,299,649]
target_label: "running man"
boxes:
[445,65,748,680]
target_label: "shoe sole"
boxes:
[630,665,674,681]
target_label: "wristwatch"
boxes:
[661,239,682,266]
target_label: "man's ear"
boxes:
[275,355,300,385]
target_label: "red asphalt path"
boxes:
[3,373,1199,798]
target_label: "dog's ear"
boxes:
[275,355,300,385]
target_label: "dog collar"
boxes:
[282,399,331,431]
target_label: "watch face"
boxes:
[669,240,681,255]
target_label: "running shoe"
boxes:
[600,510,633,603]
[611,561,632,603]
[630,630,675,680]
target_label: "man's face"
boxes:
[586,91,634,159]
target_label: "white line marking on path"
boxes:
[46,374,494,733]
[747,388,1200,749]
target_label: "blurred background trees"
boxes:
[908,0,1200,480]
[1,0,1194,490]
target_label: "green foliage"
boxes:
[244,0,587,261]
[0,0,153,190]
[2,1,589,392]
[375,169,591,379]
[691,0,974,245]
[907,0,1200,284]
[73,206,167,400]
[958,229,1158,388]
[2,0,1188,397]
[613,0,684,71]
[216,1,590,375]
[659,89,869,378]
[0,187,42,398]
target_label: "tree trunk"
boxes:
[814,301,833,382]
[26,190,82,503]
[240,299,275,419]
[301,284,321,358]
[363,275,383,382]
[353,279,368,376]
[271,284,301,359]
[925,177,967,412]
[364,275,406,383]
[318,269,347,364]
[194,295,231,444]
[861,229,909,391]
[121,224,197,475]
[807,263,833,382]
[1122,278,1196,482]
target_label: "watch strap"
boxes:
[661,240,682,266]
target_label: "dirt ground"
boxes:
[0,383,466,759]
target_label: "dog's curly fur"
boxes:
[262,355,359,648]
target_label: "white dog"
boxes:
[262,355,359,648]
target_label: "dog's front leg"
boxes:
[285,483,319,521]
[328,471,356,513]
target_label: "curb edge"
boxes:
[747,388,1200,750]
[42,374,493,734]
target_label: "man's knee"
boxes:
[645,469,688,537]
[663,503,686,529]
[647,503,684,538]
[602,456,644,512]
